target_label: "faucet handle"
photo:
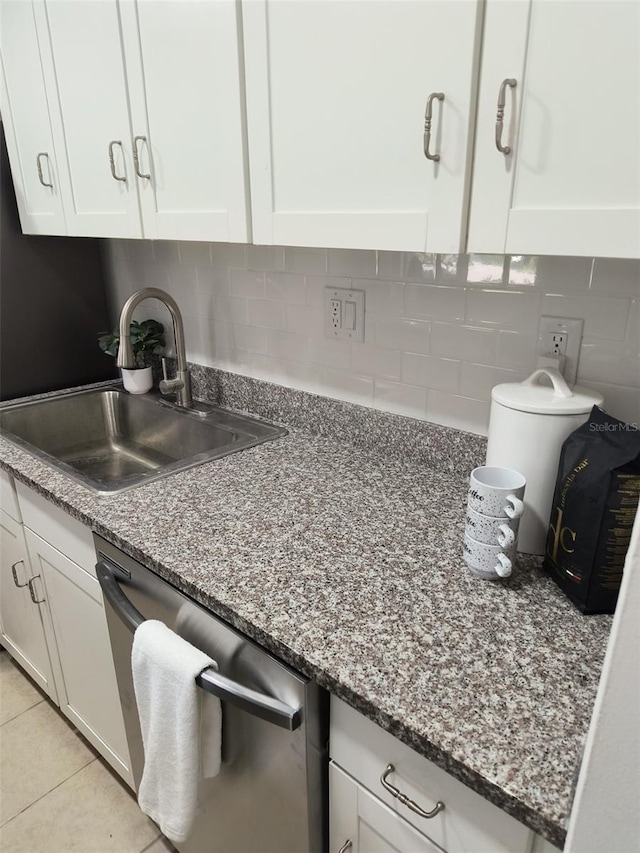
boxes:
[161,357,170,381]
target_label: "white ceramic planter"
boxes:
[121,367,153,395]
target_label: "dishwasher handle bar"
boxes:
[96,560,302,731]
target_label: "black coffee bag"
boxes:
[544,406,640,614]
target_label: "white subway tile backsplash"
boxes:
[375,316,430,354]
[179,241,211,266]
[327,248,377,278]
[229,268,266,299]
[497,329,538,371]
[533,255,593,292]
[404,284,466,321]
[426,391,490,436]
[459,363,523,400]
[373,380,427,419]
[578,341,640,389]
[102,241,639,437]
[590,258,640,297]
[247,299,286,330]
[152,240,180,265]
[266,272,306,303]
[305,275,352,307]
[284,247,327,275]
[233,324,268,353]
[401,352,460,392]
[214,295,248,325]
[285,303,323,335]
[351,344,402,381]
[466,289,542,329]
[210,242,246,269]
[247,245,286,272]
[430,322,497,365]
[358,279,404,315]
[541,293,630,340]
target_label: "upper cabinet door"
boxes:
[120,0,251,243]
[35,0,142,238]
[0,1,66,235]
[243,0,483,253]
[468,0,640,259]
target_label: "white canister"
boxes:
[485,368,603,555]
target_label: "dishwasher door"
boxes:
[94,535,328,853]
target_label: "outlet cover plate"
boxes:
[537,315,584,385]
[324,287,365,342]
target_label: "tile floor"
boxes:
[0,650,175,852]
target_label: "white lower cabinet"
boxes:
[25,528,132,786]
[1,475,132,787]
[330,696,559,853]
[0,509,57,701]
[331,762,442,853]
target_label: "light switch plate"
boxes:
[324,287,365,342]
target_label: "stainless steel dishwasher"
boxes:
[94,534,328,853]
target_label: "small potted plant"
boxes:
[98,319,165,394]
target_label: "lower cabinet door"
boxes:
[0,510,57,702]
[330,762,443,853]
[24,528,133,787]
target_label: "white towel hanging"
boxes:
[132,619,222,843]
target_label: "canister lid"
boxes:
[491,367,604,415]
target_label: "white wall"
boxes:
[103,242,640,435]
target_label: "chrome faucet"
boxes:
[116,287,193,408]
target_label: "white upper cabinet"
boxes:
[36,0,142,238]
[468,0,640,259]
[119,0,250,242]
[0,0,67,235]
[33,0,250,242]
[242,0,483,253]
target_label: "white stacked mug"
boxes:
[463,466,526,580]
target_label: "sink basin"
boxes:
[0,386,287,494]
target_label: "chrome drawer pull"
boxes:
[337,842,352,853]
[108,140,127,182]
[133,135,151,179]
[495,78,517,154]
[11,560,29,588]
[423,91,445,161]
[380,764,445,819]
[28,575,45,605]
[36,152,53,188]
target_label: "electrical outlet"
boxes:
[324,287,365,342]
[537,316,584,385]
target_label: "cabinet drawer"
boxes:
[330,696,531,853]
[330,761,442,853]
[15,481,95,573]
[0,470,22,523]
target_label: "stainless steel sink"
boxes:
[0,386,287,494]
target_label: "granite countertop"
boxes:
[0,372,613,848]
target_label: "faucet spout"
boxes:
[116,287,192,408]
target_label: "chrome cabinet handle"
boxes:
[36,152,53,188]
[133,135,151,179]
[95,560,302,731]
[108,140,127,182]
[380,764,445,819]
[423,92,445,161]
[337,842,352,853]
[28,575,45,605]
[495,78,517,155]
[11,560,29,588]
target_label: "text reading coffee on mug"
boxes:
[468,466,525,519]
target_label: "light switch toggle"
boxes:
[344,301,356,331]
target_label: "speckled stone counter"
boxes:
[0,373,612,848]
